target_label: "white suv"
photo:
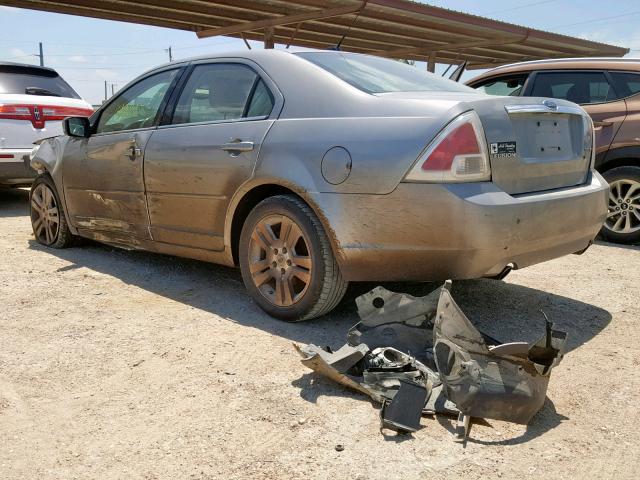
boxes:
[0,62,93,187]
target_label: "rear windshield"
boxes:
[295,52,474,94]
[0,65,80,98]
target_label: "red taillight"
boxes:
[422,122,480,171]
[405,111,491,183]
[0,104,31,119]
[40,106,94,120]
[0,104,93,129]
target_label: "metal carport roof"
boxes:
[0,0,629,69]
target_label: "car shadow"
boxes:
[0,187,29,217]
[595,239,640,250]
[29,239,611,352]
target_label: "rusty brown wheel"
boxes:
[30,175,76,248]
[239,195,348,321]
[248,214,312,307]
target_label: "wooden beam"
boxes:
[427,53,435,73]
[376,36,526,58]
[196,3,365,39]
[264,26,274,49]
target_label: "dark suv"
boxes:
[468,58,640,244]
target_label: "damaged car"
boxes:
[29,50,607,321]
[296,281,566,439]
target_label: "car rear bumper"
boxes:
[0,148,36,186]
[310,171,609,281]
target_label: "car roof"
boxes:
[145,49,363,72]
[468,57,640,83]
[0,61,59,75]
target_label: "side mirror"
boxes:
[63,116,91,138]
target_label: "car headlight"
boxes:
[30,144,41,161]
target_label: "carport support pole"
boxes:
[427,53,435,73]
[264,27,275,49]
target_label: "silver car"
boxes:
[30,50,608,321]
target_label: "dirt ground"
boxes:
[0,187,638,480]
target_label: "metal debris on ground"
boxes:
[294,280,567,441]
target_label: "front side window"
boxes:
[473,75,528,96]
[172,63,273,125]
[609,71,640,99]
[296,52,475,94]
[531,71,616,105]
[96,69,178,134]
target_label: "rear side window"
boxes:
[531,72,616,104]
[473,75,528,96]
[246,79,274,118]
[609,72,640,99]
[172,63,273,125]
[0,65,80,98]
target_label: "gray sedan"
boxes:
[30,50,608,320]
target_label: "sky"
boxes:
[1,0,639,105]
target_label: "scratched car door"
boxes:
[143,62,277,250]
[62,68,181,245]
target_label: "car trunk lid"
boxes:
[472,97,592,195]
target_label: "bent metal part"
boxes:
[294,280,567,440]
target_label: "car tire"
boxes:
[239,194,348,321]
[600,166,640,245]
[30,175,76,248]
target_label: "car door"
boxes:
[143,61,281,250]
[607,71,640,153]
[526,70,627,160]
[62,67,182,245]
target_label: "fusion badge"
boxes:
[490,141,517,159]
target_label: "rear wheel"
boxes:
[239,195,348,321]
[601,166,640,245]
[30,175,76,248]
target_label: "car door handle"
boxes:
[126,144,141,161]
[220,141,254,153]
[593,120,613,127]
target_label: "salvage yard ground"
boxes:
[1,187,638,480]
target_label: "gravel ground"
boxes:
[1,187,639,480]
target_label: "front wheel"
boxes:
[601,166,640,245]
[30,175,76,248]
[239,195,348,321]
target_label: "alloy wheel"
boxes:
[248,214,312,307]
[31,183,60,245]
[605,179,640,234]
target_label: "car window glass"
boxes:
[296,52,475,94]
[609,72,640,98]
[172,64,260,124]
[474,75,527,96]
[531,72,616,104]
[96,69,177,134]
[246,79,274,117]
[0,65,80,98]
